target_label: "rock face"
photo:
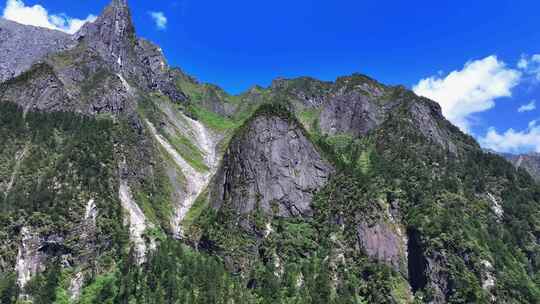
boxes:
[319,91,387,137]
[15,227,47,290]
[0,19,72,83]
[2,63,70,113]
[14,231,77,300]
[211,111,334,219]
[265,75,463,153]
[408,98,458,154]
[425,253,450,303]
[407,228,450,304]
[356,221,406,272]
[74,0,134,72]
[270,77,332,108]
[0,0,184,116]
[504,152,540,181]
[74,0,185,103]
[0,59,133,114]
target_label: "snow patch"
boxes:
[119,181,150,261]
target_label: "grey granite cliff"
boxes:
[0,18,73,83]
[211,111,334,221]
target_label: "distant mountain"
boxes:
[502,152,540,181]
[0,1,539,303]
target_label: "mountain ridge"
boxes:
[0,1,539,303]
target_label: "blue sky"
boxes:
[2,0,540,153]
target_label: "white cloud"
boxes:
[2,0,96,34]
[518,57,528,69]
[517,54,540,81]
[479,120,540,153]
[413,56,521,132]
[518,100,536,113]
[149,11,167,30]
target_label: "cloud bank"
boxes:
[2,0,96,34]
[413,56,521,132]
[479,120,540,153]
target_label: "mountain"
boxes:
[0,18,73,82]
[1,1,539,303]
[503,153,540,181]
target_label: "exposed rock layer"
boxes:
[211,113,334,219]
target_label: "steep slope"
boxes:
[186,79,540,303]
[74,0,185,103]
[503,152,540,181]
[0,0,190,300]
[0,103,125,300]
[211,105,334,219]
[0,1,539,303]
[0,18,73,82]
[0,0,185,115]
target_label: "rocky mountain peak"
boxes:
[74,0,135,71]
[0,0,185,114]
[110,0,129,7]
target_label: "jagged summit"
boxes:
[0,0,185,114]
[71,0,184,102]
[110,0,129,7]
[74,0,135,71]
[1,0,540,302]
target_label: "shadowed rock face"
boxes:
[0,19,73,83]
[407,228,450,304]
[407,228,428,293]
[212,114,334,219]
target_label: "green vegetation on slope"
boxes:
[187,98,540,303]
[186,104,237,132]
[0,102,126,268]
[1,64,540,304]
